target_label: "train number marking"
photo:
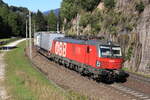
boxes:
[55,42,67,57]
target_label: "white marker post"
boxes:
[29,11,32,59]
[26,20,28,48]
[77,14,80,36]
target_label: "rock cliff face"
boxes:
[117,0,150,74]
[136,5,150,73]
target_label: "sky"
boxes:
[3,0,62,12]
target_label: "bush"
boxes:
[80,10,102,34]
[126,47,133,61]
[79,13,92,27]
[103,0,115,9]
[80,0,101,11]
[60,0,101,22]
[92,23,101,33]
[109,26,117,35]
[135,1,145,13]
[125,23,133,32]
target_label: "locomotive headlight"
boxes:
[96,61,101,67]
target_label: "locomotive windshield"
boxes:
[99,46,122,58]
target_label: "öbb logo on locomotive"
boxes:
[55,41,67,57]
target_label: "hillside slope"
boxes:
[60,0,150,75]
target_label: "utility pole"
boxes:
[34,23,36,33]
[47,24,49,31]
[29,11,32,59]
[57,22,59,33]
[63,18,67,34]
[77,14,80,36]
[26,20,28,48]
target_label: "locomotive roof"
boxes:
[54,37,120,47]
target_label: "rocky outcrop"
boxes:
[123,3,150,74]
[114,0,150,74]
[97,2,104,10]
[136,5,150,73]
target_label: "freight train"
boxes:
[34,32,129,82]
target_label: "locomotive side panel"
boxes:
[51,41,86,64]
[49,39,124,70]
[67,43,86,64]
[85,45,98,68]
[50,40,56,54]
[51,40,99,69]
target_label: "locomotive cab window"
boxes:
[99,46,122,58]
[112,47,122,57]
[99,46,111,57]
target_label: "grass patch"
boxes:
[5,41,87,100]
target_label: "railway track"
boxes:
[129,72,150,84]
[110,83,150,100]
[90,71,150,100]
[108,72,150,100]
[29,48,150,100]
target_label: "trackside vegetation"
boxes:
[4,41,87,100]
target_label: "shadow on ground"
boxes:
[0,46,17,51]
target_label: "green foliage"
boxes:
[103,0,116,9]
[10,6,29,15]
[79,0,101,11]
[126,47,133,61]
[91,23,101,34]
[0,7,12,37]
[60,1,78,22]
[5,42,53,99]
[0,0,8,8]
[47,11,58,31]
[0,16,5,36]
[135,1,145,13]
[0,1,30,38]
[0,0,44,38]
[80,13,92,27]
[78,8,126,35]
[79,9,103,34]
[125,23,134,32]
[34,10,47,31]
[60,0,137,36]
[60,0,101,22]
[108,26,117,35]
[7,13,21,36]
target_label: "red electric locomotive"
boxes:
[49,37,129,82]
